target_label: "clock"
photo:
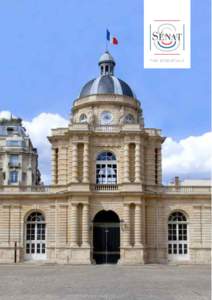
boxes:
[101,111,113,125]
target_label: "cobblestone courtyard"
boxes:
[0,264,210,300]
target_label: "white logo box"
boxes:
[144,0,191,69]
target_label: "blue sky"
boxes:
[0,0,211,183]
[0,0,210,140]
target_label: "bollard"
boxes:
[14,241,17,263]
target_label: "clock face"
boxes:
[101,111,113,125]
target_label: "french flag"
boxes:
[106,29,118,45]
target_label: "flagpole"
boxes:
[106,29,109,52]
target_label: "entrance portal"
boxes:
[25,212,46,261]
[93,210,120,264]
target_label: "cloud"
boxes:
[0,110,16,120]
[162,132,212,182]
[23,113,68,183]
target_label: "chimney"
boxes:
[174,176,180,187]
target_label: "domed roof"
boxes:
[79,51,136,99]
[80,75,135,98]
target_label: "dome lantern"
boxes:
[98,51,115,76]
[79,51,136,99]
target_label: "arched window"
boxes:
[124,114,135,124]
[25,212,46,260]
[79,113,87,123]
[96,151,117,184]
[168,211,188,256]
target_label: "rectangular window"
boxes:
[9,154,19,164]
[168,244,172,254]
[31,243,35,254]
[9,171,18,183]
[6,140,26,147]
[42,243,45,254]
[26,243,30,254]
[37,243,40,254]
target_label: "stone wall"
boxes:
[0,194,210,264]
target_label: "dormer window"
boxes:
[79,114,87,123]
[124,114,135,124]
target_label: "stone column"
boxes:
[72,143,78,182]
[123,144,130,183]
[71,203,78,247]
[82,203,90,247]
[83,143,89,183]
[134,204,142,246]
[135,143,141,183]
[123,204,131,247]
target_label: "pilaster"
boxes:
[123,143,130,183]
[135,143,141,183]
[134,203,142,246]
[82,143,89,183]
[81,203,90,247]
[72,143,78,183]
[71,203,78,247]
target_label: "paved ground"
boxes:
[0,264,210,300]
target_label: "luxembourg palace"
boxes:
[0,51,211,264]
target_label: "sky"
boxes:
[0,0,211,183]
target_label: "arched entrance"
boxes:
[25,212,46,261]
[93,210,120,264]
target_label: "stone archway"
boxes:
[93,210,120,264]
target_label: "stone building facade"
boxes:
[0,52,211,264]
[0,116,40,186]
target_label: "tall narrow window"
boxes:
[168,212,188,256]
[96,152,117,184]
[155,148,158,184]
[9,170,18,183]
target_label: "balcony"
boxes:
[0,183,210,195]
[5,140,26,148]
[8,162,21,168]
[92,184,119,191]
[94,125,120,133]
